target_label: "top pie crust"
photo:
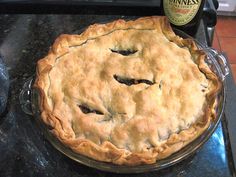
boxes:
[34,16,221,165]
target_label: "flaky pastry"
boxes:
[34,16,221,165]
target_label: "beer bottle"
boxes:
[163,0,205,36]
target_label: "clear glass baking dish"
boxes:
[19,29,229,173]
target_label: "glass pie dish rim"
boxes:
[19,28,228,174]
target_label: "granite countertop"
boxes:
[0,14,235,177]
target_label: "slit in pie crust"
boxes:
[34,16,221,165]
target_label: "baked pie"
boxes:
[34,16,221,165]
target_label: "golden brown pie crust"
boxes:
[34,16,221,165]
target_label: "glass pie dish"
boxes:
[19,29,229,173]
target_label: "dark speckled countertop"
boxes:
[0,14,235,177]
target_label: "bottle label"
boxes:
[164,0,202,26]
